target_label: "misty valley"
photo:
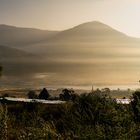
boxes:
[1,21,140,89]
[2,0,140,139]
[1,21,140,139]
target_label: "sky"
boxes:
[0,0,140,37]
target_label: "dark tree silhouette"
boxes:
[59,88,76,101]
[102,88,110,93]
[0,66,2,76]
[131,91,140,122]
[93,88,102,94]
[2,93,9,97]
[27,90,38,99]
[38,88,50,100]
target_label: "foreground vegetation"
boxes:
[1,90,140,139]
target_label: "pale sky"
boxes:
[1,0,140,37]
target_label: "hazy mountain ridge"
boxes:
[0,21,140,49]
[0,45,43,79]
[1,21,140,88]
[0,45,30,57]
[47,21,128,43]
[0,45,38,63]
[1,21,140,48]
[0,24,59,47]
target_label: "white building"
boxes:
[116,99,131,104]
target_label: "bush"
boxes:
[0,92,138,139]
[0,104,8,140]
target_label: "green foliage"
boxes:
[0,104,8,140]
[13,123,61,140]
[57,93,136,139]
[0,92,139,139]
[59,88,79,101]
[131,91,140,122]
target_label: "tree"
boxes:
[94,88,102,94]
[38,88,50,100]
[102,88,110,93]
[59,88,75,101]
[0,66,2,77]
[131,91,140,122]
[2,94,9,98]
[61,93,135,139]
[27,90,38,99]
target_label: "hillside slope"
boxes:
[1,21,140,88]
[0,24,59,47]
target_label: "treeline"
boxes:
[26,88,80,101]
[26,87,111,101]
[1,90,140,139]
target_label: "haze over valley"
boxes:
[1,21,140,89]
[2,1,140,140]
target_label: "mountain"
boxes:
[0,45,30,58]
[1,21,140,88]
[45,21,138,44]
[25,21,140,59]
[0,21,139,49]
[23,21,140,54]
[0,24,59,47]
[0,45,42,77]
